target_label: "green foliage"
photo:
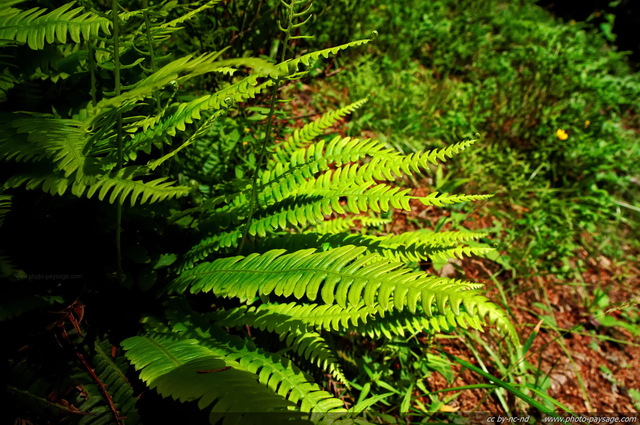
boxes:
[0,1,111,50]
[0,0,521,423]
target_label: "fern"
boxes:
[91,53,279,115]
[0,2,111,50]
[310,216,390,234]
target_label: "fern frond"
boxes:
[418,192,493,207]
[199,304,347,385]
[161,0,222,29]
[252,182,410,236]
[179,229,242,272]
[0,114,88,177]
[166,319,348,414]
[122,332,339,423]
[0,2,111,50]
[93,54,279,115]
[78,338,139,425]
[171,246,517,343]
[269,98,369,167]
[81,167,190,206]
[253,173,490,238]
[242,229,490,265]
[282,331,348,386]
[277,38,371,75]
[123,77,275,160]
[6,166,189,206]
[318,230,494,263]
[258,137,481,212]
[259,136,393,190]
[262,137,479,196]
[225,302,487,338]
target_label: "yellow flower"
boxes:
[584,120,591,128]
[556,129,568,140]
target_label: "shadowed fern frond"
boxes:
[77,338,140,425]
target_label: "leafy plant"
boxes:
[0,0,520,423]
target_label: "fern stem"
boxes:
[88,40,97,108]
[238,1,306,253]
[142,0,166,173]
[238,81,280,254]
[111,0,124,284]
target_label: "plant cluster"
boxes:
[0,1,527,424]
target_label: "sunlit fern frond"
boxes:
[171,245,518,344]
[0,2,111,50]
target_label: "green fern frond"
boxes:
[232,302,486,338]
[192,138,481,241]
[418,192,493,207]
[122,334,301,424]
[263,137,479,194]
[80,167,190,205]
[277,38,371,75]
[239,229,490,264]
[269,98,369,167]
[93,54,280,115]
[167,319,348,414]
[283,331,348,386]
[314,231,494,263]
[161,0,222,29]
[0,114,88,177]
[171,246,517,343]
[179,230,242,272]
[0,2,111,50]
[6,166,189,206]
[251,182,411,237]
[259,137,480,208]
[197,304,347,385]
[78,338,139,425]
[123,77,275,160]
[122,332,340,423]
[252,177,489,238]
[260,136,393,190]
